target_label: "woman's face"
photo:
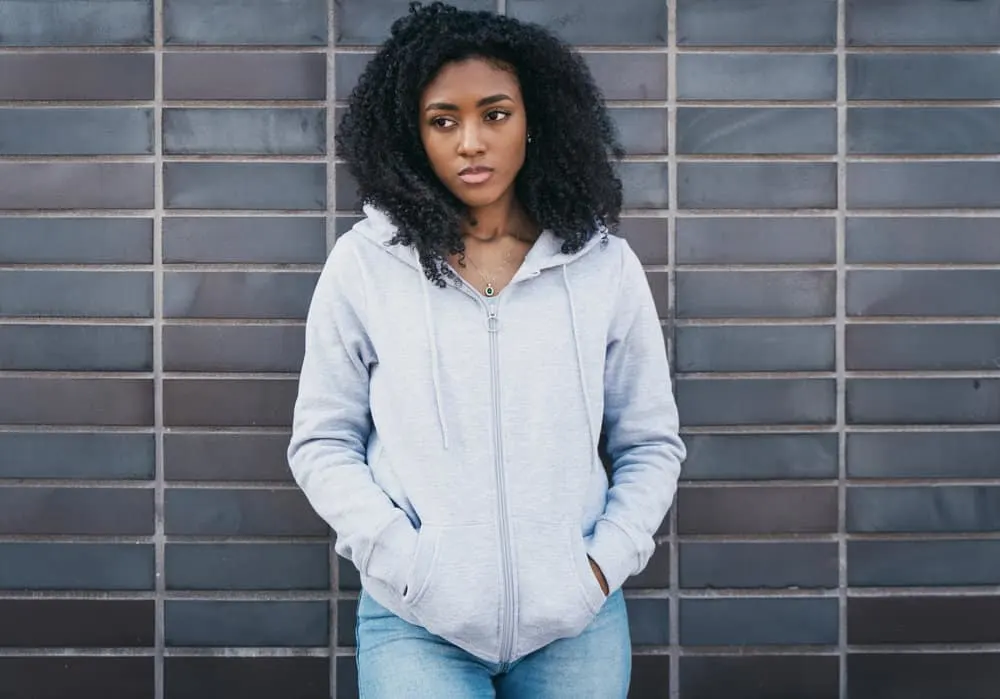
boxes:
[419,57,528,211]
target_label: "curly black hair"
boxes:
[335,1,624,286]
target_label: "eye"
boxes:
[430,116,457,129]
[485,109,511,123]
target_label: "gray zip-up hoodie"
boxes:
[288,205,685,663]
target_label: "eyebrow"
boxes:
[424,93,514,112]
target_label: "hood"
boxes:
[356,204,606,276]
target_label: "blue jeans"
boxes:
[356,588,632,698]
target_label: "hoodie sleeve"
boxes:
[585,241,686,594]
[287,234,417,596]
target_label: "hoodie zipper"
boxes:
[486,300,517,664]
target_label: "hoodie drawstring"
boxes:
[563,266,597,455]
[421,272,450,449]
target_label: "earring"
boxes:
[527,133,533,144]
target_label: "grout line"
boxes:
[152,0,166,695]
[836,0,849,697]
[666,0,681,697]
[327,1,339,694]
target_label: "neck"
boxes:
[463,191,527,244]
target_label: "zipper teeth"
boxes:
[489,305,516,664]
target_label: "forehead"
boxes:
[421,57,522,104]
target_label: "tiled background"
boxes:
[1,0,999,697]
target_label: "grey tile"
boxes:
[0,54,154,100]
[0,433,154,480]
[626,599,670,646]
[0,0,152,46]
[676,271,836,319]
[164,163,326,210]
[582,53,668,101]
[165,544,329,590]
[0,325,152,371]
[164,433,294,482]
[0,218,152,264]
[847,217,1000,264]
[334,0,493,45]
[334,165,361,211]
[678,485,838,535]
[0,600,153,648]
[164,488,326,536]
[334,51,374,99]
[163,324,304,373]
[165,0,326,45]
[847,324,1000,372]
[848,378,1000,426]
[850,595,1000,645]
[163,216,326,264]
[681,598,838,646]
[338,557,361,591]
[625,543,671,589]
[847,0,1000,46]
[677,325,835,373]
[621,163,669,209]
[0,543,154,590]
[163,53,325,100]
[848,486,1000,534]
[848,270,1000,317]
[630,656,671,699]
[610,108,668,155]
[163,378,298,427]
[646,270,669,319]
[0,108,152,155]
[0,163,154,210]
[848,432,1000,480]
[848,54,1000,100]
[681,656,839,699]
[677,54,836,101]
[334,215,363,237]
[679,163,837,209]
[680,542,839,589]
[616,218,668,266]
[165,601,327,647]
[681,433,839,481]
[0,271,152,318]
[0,487,153,535]
[0,378,153,426]
[166,658,329,699]
[849,539,1000,587]
[678,0,837,46]
[850,653,1000,699]
[678,378,836,426]
[849,163,1000,209]
[677,107,836,155]
[0,658,152,699]
[163,108,325,155]
[849,108,1000,155]
[163,272,318,320]
[337,598,358,648]
[677,217,836,265]
[508,0,666,45]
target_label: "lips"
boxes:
[458,166,494,185]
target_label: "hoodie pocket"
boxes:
[513,519,607,658]
[402,523,501,656]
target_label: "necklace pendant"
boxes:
[484,284,495,297]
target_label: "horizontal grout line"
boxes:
[0,535,155,543]
[164,647,331,657]
[0,648,157,657]
[676,371,1000,380]
[0,480,304,490]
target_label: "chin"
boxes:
[452,184,509,210]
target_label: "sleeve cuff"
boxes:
[585,518,640,594]
[363,513,419,596]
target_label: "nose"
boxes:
[457,122,486,156]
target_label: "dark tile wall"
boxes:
[0,1,997,698]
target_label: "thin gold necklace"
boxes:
[465,247,514,298]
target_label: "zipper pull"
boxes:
[487,304,499,333]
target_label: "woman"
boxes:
[288,3,685,697]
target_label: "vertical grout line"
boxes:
[666,1,680,698]
[327,1,340,696]
[836,0,848,697]
[497,0,506,15]
[152,0,166,696]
